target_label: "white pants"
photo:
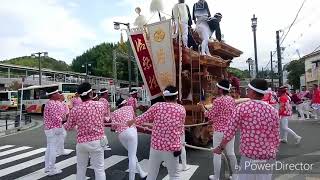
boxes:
[118,127,145,180]
[296,103,305,119]
[212,132,238,180]
[302,101,311,119]
[196,22,211,56]
[147,148,179,180]
[280,117,299,141]
[238,156,274,180]
[175,21,188,47]
[180,134,187,168]
[76,140,105,180]
[57,128,67,155]
[44,128,63,171]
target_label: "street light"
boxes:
[113,21,132,91]
[31,52,48,85]
[251,14,258,77]
[246,58,254,78]
[81,62,91,81]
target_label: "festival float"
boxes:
[124,4,242,146]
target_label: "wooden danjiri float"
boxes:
[126,12,242,146]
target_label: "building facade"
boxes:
[303,50,320,88]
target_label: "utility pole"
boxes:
[270,51,274,89]
[276,30,283,86]
[251,14,258,77]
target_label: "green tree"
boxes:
[286,59,305,90]
[1,56,70,71]
[227,67,250,79]
[71,42,140,82]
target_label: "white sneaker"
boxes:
[57,150,72,156]
[208,175,214,180]
[139,171,148,178]
[46,168,62,176]
[280,139,288,143]
[104,145,111,151]
[180,165,191,171]
[295,136,302,144]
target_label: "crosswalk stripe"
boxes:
[125,159,149,173]
[0,146,31,157]
[88,155,127,169]
[61,155,127,180]
[16,156,77,180]
[162,164,199,180]
[0,145,15,150]
[62,174,89,180]
[0,148,46,166]
[0,156,44,177]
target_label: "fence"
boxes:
[0,111,32,131]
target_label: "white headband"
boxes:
[163,90,178,97]
[216,83,231,91]
[248,83,267,94]
[46,89,59,96]
[119,99,127,106]
[80,89,92,97]
[99,89,108,94]
[129,90,138,95]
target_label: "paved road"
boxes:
[1,115,320,180]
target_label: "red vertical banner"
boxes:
[128,32,162,99]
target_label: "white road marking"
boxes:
[0,148,46,165]
[0,146,31,157]
[0,145,14,150]
[162,164,199,180]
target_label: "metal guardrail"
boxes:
[0,111,32,130]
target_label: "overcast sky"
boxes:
[0,0,319,70]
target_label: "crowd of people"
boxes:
[42,78,320,180]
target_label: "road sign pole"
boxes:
[19,77,25,126]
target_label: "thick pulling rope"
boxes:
[105,122,231,175]
[184,122,209,127]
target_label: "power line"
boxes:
[312,44,320,53]
[280,0,307,46]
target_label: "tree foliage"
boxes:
[286,59,305,90]
[71,42,140,81]
[1,56,70,71]
[227,67,250,79]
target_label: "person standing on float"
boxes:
[200,79,238,180]
[213,79,280,180]
[128,85,186,180]
[278,86,302,144]
[110,98,148,180]
[172,0,192,47]
[64,82,107,180]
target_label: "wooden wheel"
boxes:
[187,125,212,146]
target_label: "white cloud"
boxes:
[0,0,97,63]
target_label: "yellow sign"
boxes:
[154,28,165,42]
[159,72,173,86]
[156,48,165,65]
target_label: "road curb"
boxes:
[0,121,37,137]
